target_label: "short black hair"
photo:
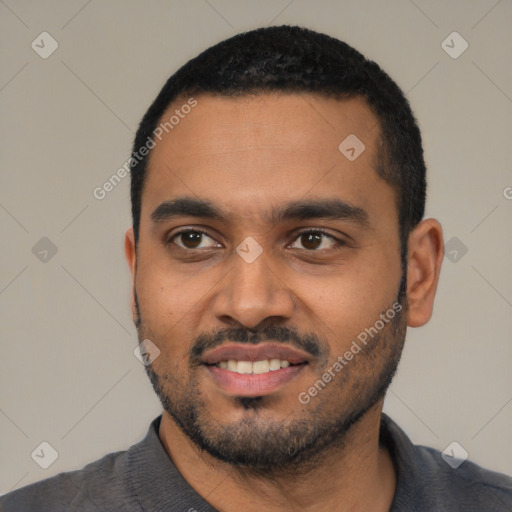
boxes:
[130,25,426,251]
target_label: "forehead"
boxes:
[142,93,395,227]
[150,92,378,159]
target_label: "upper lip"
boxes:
[201,343,311,365]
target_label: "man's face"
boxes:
[129,93,407,470]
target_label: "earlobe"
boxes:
[124,227,138,323]
[406,219,444,328]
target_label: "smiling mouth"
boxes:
[206,358,307,374]
[201,343,311,397]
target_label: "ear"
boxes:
[124,227,138,323]
[406,218,444,327]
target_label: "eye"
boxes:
[169,229,220,250]
[289,229,343,251]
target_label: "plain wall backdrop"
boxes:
[1,0,511,493]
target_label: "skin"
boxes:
[125,93,444,511]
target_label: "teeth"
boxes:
[237,361,253,374]
[269,358,281,371]
[219,359,295,374]
[252,360,270,374]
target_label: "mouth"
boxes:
[200,343,310,397]
[212,358,299,373]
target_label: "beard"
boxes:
[135,272,408,474]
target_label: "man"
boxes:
[2,25,510,512]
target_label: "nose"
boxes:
[212,249,296,329]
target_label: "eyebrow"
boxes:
[150,196,370,227]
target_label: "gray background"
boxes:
[1,0,511,493]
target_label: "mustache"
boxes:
[190,325,323,364]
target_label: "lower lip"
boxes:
[204,364,306,397]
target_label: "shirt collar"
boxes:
[128,414,423,510]
[127,415,218,511]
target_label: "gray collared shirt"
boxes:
[1,414,511,511]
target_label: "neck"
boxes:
[158,401,396,512]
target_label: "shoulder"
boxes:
[0,448,136,512]
[415,444,512,510]
[1,415,214,512]
[382,414,512,511]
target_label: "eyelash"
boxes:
[167,228,345,251]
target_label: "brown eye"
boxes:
[290,230,341,251]
[180,232,203,249]
[301,232,323,250]
[170,230,218,250]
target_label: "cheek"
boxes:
[135,271,176,324]
[134,259,220,365]
[291,254,400,349]
[135,255,203,322]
